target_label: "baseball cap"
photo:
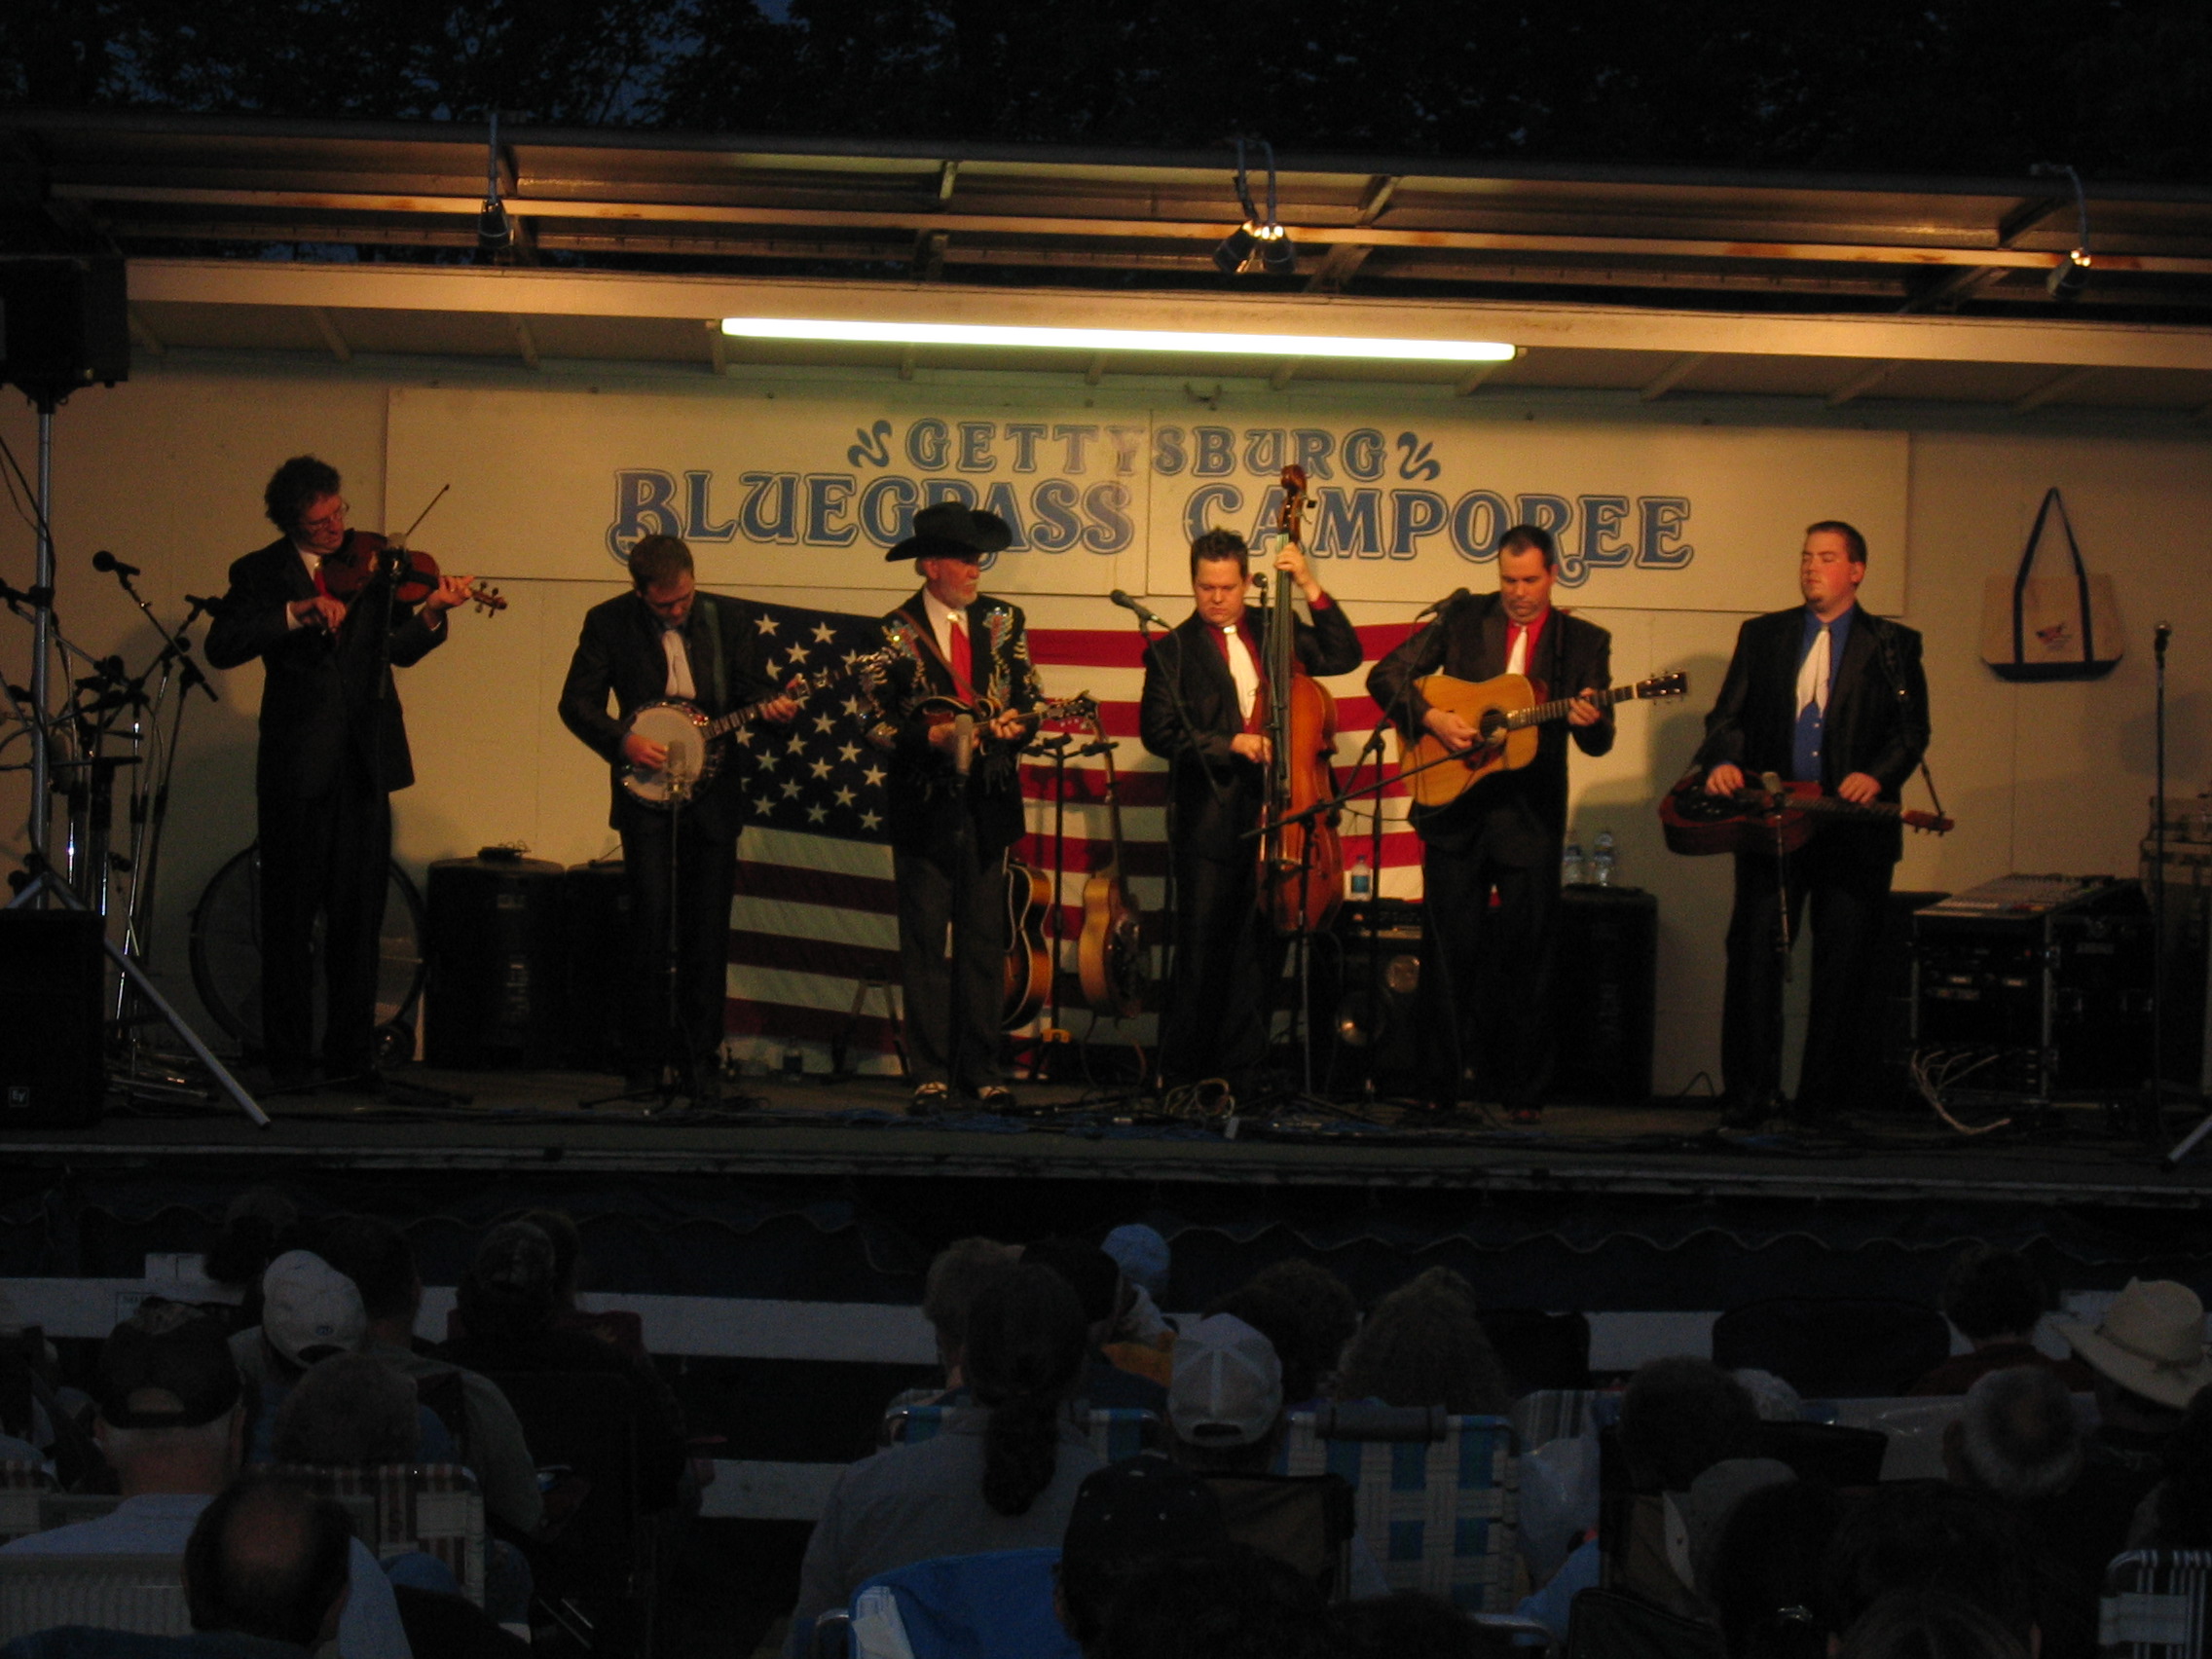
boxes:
[1170,1313,1283,1446]
[261,1250,367,1367]
[96,1299,242,1428]
[1101,1225,1171,1300]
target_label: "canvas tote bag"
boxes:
[1980,486,2125,682]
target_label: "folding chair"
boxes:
[2100,1549,2212,1659]
[1710,1299,1949,1398]
[0,1462,55,1545]
[260,1462,488,1606]
[1567,1585,1725,1659]
[881,1404,1161,1464]
[0,1554,190,1641]
[810,1547,1076,1659]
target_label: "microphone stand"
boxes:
[947,711,977,1102]
[2156,627,2212,1165]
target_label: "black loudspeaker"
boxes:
[424,852,567,1068]
[1872,890,1949,1109]
[0,910,106,1126]
[1549,885,1658,1105]
[561,860,630,1072]
[0,255,129,403]
[1317,899,1426,1095]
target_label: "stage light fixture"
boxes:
[2030,162,2091,302]
[1213,137,1296,276]
[477,110,513,256]
[719,316,1517,364]
[1213,224,1257,275]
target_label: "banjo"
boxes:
[621,648,891,808]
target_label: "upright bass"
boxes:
[1255,465,1346,935]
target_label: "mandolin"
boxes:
[1077,727,1146,1020]
[1658,775,1955,857]
[1398,670,1687,809]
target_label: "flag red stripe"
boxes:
[726,930,902,982]
[723,999,900,1051]
[735,862,897,914]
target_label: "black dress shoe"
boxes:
[976,1085,1016,1112]
[1719,1093,1778,1129]
[909,1082,950,1117]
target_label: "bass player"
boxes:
[1138,528,1360,1099]
[1694,520,1930,1129]
[1368,524,1611,1122]
[557,534,799,1106]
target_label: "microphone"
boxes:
[1109,589,1171,629]
[2157,621,2171,659]
[183,592,228,617]
[92,551,142,579]
[952,712,977,780]
[1416,588,1471,619]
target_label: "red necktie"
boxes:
[949,616,974,695]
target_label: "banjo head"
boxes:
[624,700,717,804]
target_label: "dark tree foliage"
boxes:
[5,0,2210,183]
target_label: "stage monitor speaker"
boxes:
[1549,886,1658,1105]
[0,910,106,1126]
[1317,899,1426,1096]
[424,852,567,1069]
[0,255,129,402]
[1872,890,1949,1110]
[561,859,630,1072]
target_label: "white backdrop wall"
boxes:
[3,356,2206,1097]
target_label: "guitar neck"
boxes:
[1792,793,1906,823]
[1505,682,1641,730]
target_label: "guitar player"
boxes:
[1368,524,1612,1122]
[558,534,799,1106]
[1693,520,1930,1130]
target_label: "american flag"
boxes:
[720,598,1428,1074]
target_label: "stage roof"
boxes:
[6,109,2212,417]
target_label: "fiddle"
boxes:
[1254,464,1346,936]
[319,531,506,615]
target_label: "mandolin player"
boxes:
[558,534,799,1107]
[1693,521,1930,1130]
[1138,529,1359,1099]
[1367,524,1612,1123]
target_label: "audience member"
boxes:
[183,1474,353,1653]
[1334,1271,1508,1417]
[786,1264,1106,1650]
[908,1235,1022,1404]
[1911,1246,2093,1396]
[2138,1377,2212,1548]
[201,1187,301,1335]
[1244,1259,1360,1406]
[1093,1543,1327,1659]
[1056,1460,1228,1656]
[1099,1225,1175,1384]
[1202,1284,1315,1406]
[1022,1237,1170,1414]
[1703,1477,1839,1659]
[313,1215,544,1533]
[272,1352,419,1468]
[1325,1592,1512,1659]
[1,1300,411,1659]
[436,1219,687,1510]
[1819,1483,2037,1653]
[510,1206,650,1362]
[1834,1590,2030,1659]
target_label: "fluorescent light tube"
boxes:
[719,316,1516,364]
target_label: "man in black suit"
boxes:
[206,456,477,1089]
[866,503,1042,1113]
[1368,525,1613,1121]
[1138,529,1361,1095]
[1694,520,1931,1126]
[558,534,798,1105]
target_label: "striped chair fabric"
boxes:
[0,1554,190,1641]
[1280,1409,1520,1613]
[881,1404,1161,1465]
[0,1463,54,1545]
[260,1462,488,1607]
[2101,1550,2212,1659]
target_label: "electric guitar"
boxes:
[620,648,892,808]
[1397,670,1688,808]
[1659,775,1955,857]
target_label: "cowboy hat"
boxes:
[2052,1278,2212,1411]
[884,502,1013,563]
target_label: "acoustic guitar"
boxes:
[998,695,1100,1031]
[1397,671,1688,809]
[1077,729,1145,1020]
[1659,775,1955,857]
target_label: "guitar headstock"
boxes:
[1038,693,1100,728]
[1638,671,1688,700]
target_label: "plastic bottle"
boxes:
[1592,829,1616,888]
[1562,835,1585,888]
[1348,853,1372,901]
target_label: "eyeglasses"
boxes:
[297,499,349,534]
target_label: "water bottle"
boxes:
[1562,836,1585,887]
[1592,829,1616,889]
[1348,854,1372,902]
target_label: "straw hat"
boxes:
[2052,1278,2212,1411]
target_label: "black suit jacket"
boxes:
[557,587,783,838]
[1367,592,1614,847]
[1138,601,1363,861]
[1692,604,1931,862]
[204,535,446,801]
[866,589,1041,857]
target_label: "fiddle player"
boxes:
[866,503,1043,1115]
[1138,529,1359,1099]
[204,456,478,1092]
[558,534,799,1108]
[1693,521,1929,1129]
[1368,525,1611,1122]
